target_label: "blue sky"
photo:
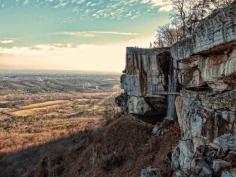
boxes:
[0,0,171,72]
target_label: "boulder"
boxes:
[224,151,236,164]
[213,134,236,151]
[117,47,173,117]
[172,170,188,177]
[171,2,236,176]
[221,170,236,177]
[212,160,231,174]
[127,96,151,115]
[141,167,161,177]
[170,1,236,61]
[191,158,213,177]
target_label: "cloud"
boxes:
[55,31,140,38]
[0,40,15,44]
[141,0,173,11]
[0,35,154,72]
[13,0,170,20]
[0,44,124,72]
[23,0,29,5]
[63,17,74,23]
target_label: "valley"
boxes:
[0,71,120,154]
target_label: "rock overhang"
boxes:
[117,1,236,176]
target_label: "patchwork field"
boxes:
[0,71,120,154]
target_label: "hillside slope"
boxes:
[0,117,180,177]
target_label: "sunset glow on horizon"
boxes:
[0,0,171,72]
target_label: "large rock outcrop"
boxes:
[119,47,174,117]
[170,1,236,61]
[116,1,236,177]
[171,1,236,177]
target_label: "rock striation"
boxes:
[116,1,236,177]
[141,167,162,177]
[117,47,175,117]
[171,2,236,177]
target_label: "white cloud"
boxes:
[0,40,15,44]
[55,31,140,37]
[0,44,124,72]
[63,17,74,23]
[141,0,173,11]
[0,35,154,72]
[13,0,171,20]
[23,0,29,5]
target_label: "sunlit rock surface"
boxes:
[117,1,236,177]
[171,2,236,177]
[171,1,236,61]
[120,47,172,116]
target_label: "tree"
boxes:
[155,24,178,47]
[170,0,188,38]
[149,42,153,48]
[187,0,234,33]
[154,0,234,47]
[213,0,234,8]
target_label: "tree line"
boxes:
[153,0,234,48]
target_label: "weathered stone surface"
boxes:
[198,49,236,91]
[213,134,236,151]
[178,59,205,89]
[171,1,236,61]
[175,90,236,150]
[141,167,161,177]
[221,170,236,177]
[172,170,188,177]
[212,160,231,174]
[177,48,236,91]
[121,74,142,96]
[191,158,213,177]
[179,140,194,174]
[224,151,236,164]
[119,47,173,116]
[127,96,151,115]
[173,90,236,176]
[171,2,236,176]
[116,2,236,177]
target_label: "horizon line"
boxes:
[0,68,122,75]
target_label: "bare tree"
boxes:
[155,0,234,46]
[187,0,234,32]
[213,0,234,8]
[170,0,188,38]
[187,0,214,33]
[154,24,178,47]
[153,35,164,48]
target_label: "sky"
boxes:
[0,0,172,72]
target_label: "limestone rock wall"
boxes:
[119,47,171,116]
[171,1,236,61]
[171,2,236,177]
[117,2,236,176]
[178,48,236,91]
[173,90,236,177]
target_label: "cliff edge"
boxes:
[117,1,236,177]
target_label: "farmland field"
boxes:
[0,70,120,154]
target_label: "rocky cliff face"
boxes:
[117,1,236,177]
[171,2,236,176]
[118,47,172,117]
[171,1,236,61]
